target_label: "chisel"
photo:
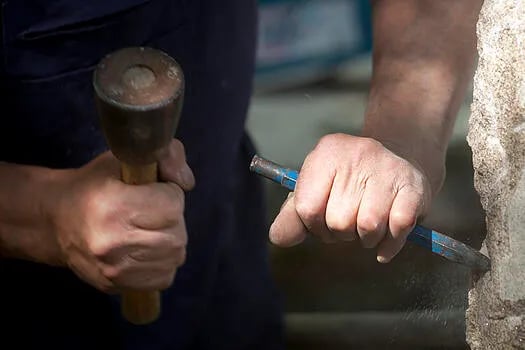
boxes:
[250,155,491,272]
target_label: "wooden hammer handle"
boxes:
[120,162,161,325]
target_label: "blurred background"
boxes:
[246,0,486,349]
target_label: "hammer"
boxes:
[93,47,185,325]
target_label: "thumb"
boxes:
[158,139,195,191]
[269,193,308,247]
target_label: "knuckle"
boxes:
[317,134,334,149]
[317,133,347,149]
[295,200,322,225]
[403,177,425,192]
[357,215,386,247]
[326,213,354,233]
[86,192,110,218]
[85,193,124,231]
[358,214,383,234]
[356,137,382,154]
[88,237,113,260]
[390,210,417,235]
[100,265,121,282]
[364,137,382,148]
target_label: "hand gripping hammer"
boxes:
[93,47,184,325]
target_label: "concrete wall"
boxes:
[466,0,525,348]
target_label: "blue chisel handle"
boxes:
[250,155,490,272]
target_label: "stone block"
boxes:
[466,0,525,348]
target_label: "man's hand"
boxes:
[269,134,433,263]
[53,139,194,293]
[268,0,483,263]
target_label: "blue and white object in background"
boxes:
[255,0,372,89]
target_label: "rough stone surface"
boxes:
[466,0,525,348]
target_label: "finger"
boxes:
[100,228,186,291]
[69,254,118,294]
[106,257,178,291]
[97,222,187,271]
[376,186,422,263]
[128,182,185,230]
[126,228,188,264]
[325,172,361,242]
[356,178,395,248]
[294,156,337,243]
[269,193,308,247]
[158,139,195,191]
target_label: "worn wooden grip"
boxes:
[121,163,158,185]
[120,162,161,325]
[121,289,161,325]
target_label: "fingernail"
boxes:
[377,255,390,263]
[269,223,280,244]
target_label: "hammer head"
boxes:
[93,47,184,165]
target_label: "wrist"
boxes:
[41,168,75,266]
[361,65,457,197]
[0,164,71,266]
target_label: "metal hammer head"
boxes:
[93,47,184,165]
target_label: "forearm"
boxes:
[362,0,483,193]
[0,163,65,266]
